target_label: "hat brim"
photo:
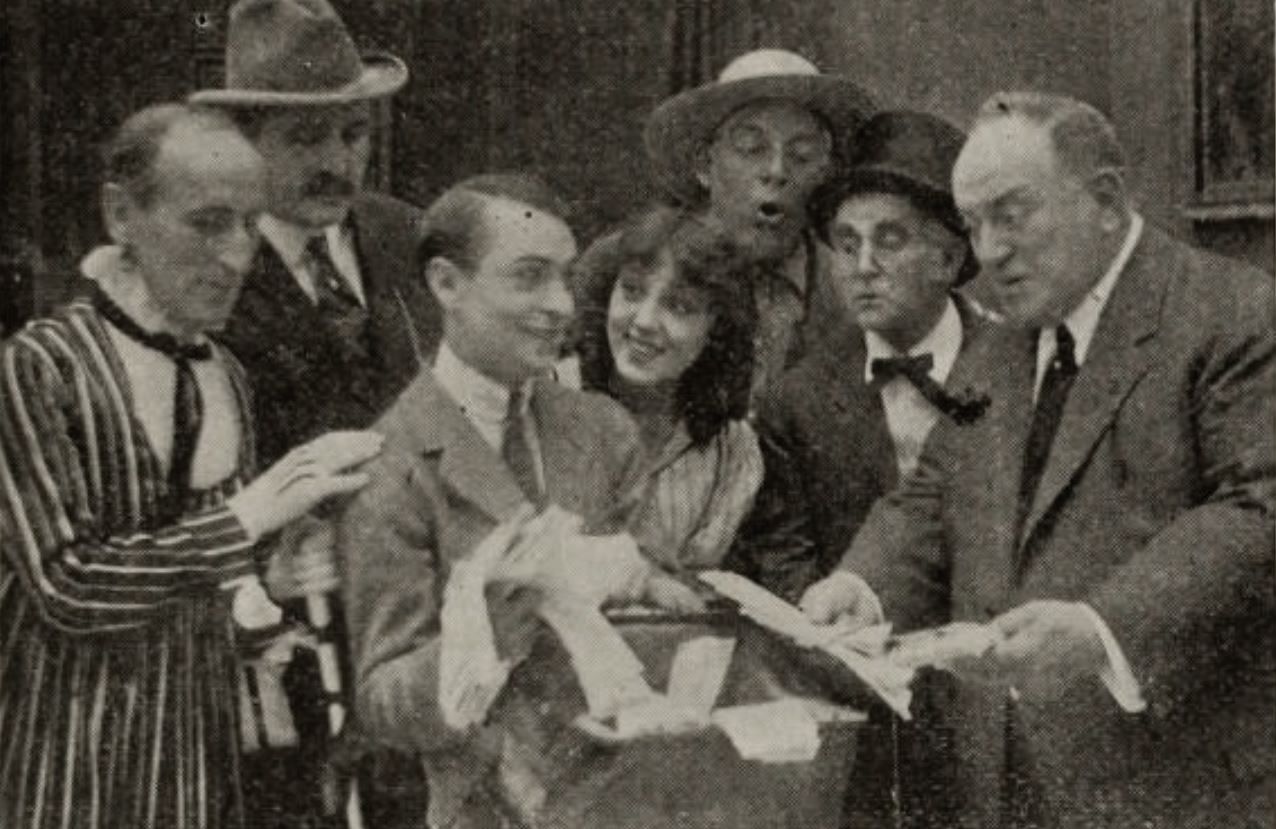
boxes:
[644,74,878,204]
[188,53,408,107]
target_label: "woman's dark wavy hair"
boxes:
[573,204,757,447]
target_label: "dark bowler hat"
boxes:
[189,0,407,107]
[644,49,877,204]
[810,109,978,284]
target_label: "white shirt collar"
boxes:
[1037,213,1144,375]
[79,245,209,345]
[257,214,364,305]
[433,341,533,425]
[863,297,964,385]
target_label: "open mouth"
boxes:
[623,333,664,363]
[755,201,786,225]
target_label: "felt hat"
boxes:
[189,0,407,107]
[643,49,877,204]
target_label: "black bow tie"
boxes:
[870,351,989,425]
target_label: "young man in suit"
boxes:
[731,110,994,829]
[190,0,439,823]
[338,174,691,829]
[802,92,1275,828]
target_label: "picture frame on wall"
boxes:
[1189,0,1274,219]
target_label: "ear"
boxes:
[425,256,467,310]
[101,182,135,245]
[932,228,968,288]
[1085,167,1129,233]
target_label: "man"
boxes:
[337,174,697,828]
[0,103,379,829]
[802,92,1275,828]
[190,1,439,821]
[730,109,990,829]
[583,49,875,401]
[193,0,440,466]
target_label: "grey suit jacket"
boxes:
[338,368,646,828]
[843,226,1276,828]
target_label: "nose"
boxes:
[219,220,261,274]
[630,294,661,330]
[971,222,1011,267]
[314,129,351,174]
[852,241,879,279]
[760,147,789,185]
[539,272,574,319]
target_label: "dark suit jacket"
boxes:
[338,369,646,829]
[844,226,1276,828]
[732,295,997,605]
[218,192,442,466]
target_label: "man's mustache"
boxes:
[302,173,356,199]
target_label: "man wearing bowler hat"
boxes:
[191,1,438,825]
[730,110,997,828]
[584,49,877,402]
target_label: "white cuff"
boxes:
[1078,603,1146,713]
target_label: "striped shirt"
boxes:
[0,299,259,828]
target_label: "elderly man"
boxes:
[190,1,439,820]
[0,103,379,829]
[582,49,876,401]
[338,174,698,829]
[802,92,1275,828]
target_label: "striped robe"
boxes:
[0,299,259,829]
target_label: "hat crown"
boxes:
[224,0,364,94]
[851,111,967,195]
[717,49,822,83]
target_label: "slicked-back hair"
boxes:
[103,103,236,207]
[976,91,1127,182]
[574,204,757,447]
[417,172,571,274]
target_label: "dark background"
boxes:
[2,0,1272,335]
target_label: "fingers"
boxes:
[991,602,1040,637]
[302,430,386,470]
[799,582,845,624]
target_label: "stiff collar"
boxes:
[432,341,534,423]
[258,213,363,303]
[78,245,209,346]
[863,297,963,385]
[1038,213,1144,374]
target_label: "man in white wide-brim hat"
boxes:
[640,48,878,400]
[191,1,438,826]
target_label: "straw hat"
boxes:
[644,49,877,203]
[189,0,407,107]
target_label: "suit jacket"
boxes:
[844,226,1276,828]
[218,192,442,465]
[732,295,997,605]
[338,369,646,829]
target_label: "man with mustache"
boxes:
[801,92,1275,828]
[582,49,876,402]
[190,0,439,824]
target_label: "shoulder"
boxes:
[1158,229,1272,326]
[354,191,423,225]
[538,380,639,443]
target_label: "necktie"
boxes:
[871,353,988,424]
[502,385,544,508]
[1018,324,1079,527]
[306,234,369,357]
[93,287,212,513]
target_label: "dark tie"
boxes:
[502,386,544,508]
[306,235,369,357]
[1018,324,1079,527]
[871,353,988,425]
[93,287,212,513]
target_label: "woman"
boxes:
[575,205,762,574]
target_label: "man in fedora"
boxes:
[639,48,878,400]
[191,0,438,825]
[729,110,994,828]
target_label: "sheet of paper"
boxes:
[666,635,736,716]
[711,699,821,763]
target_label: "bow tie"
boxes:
[869,351,989,425]
[92,286,213,362]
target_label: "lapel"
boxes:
[531,380,596,514]
[1017,230,1168,550]
[825,331,899,489]
[349,198,424,381]
[381,370,528,524]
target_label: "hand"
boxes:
[229,431,383,541]
[264,520,339,601]
[990,600,1107,691]
[644,572,708,613]
[798,570,884,629]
